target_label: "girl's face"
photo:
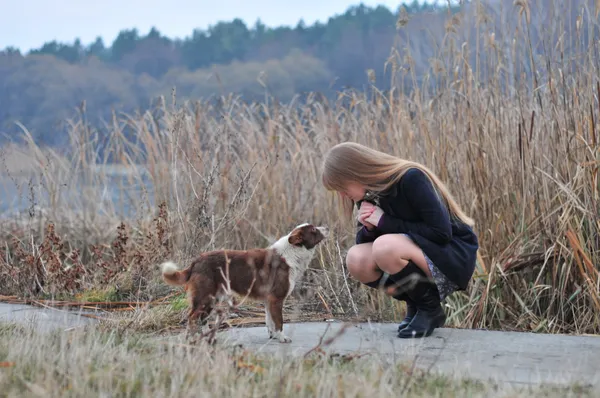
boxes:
[340,181,366,202]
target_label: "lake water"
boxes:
[0,169,156,219]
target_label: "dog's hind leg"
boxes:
[267,295,291,343]
[187,299,213,337]
[186,308,200,338]
[185,280,216,338]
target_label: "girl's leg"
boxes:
[370,234,446,338]
[345,242,381,284]
[370,234,431,278]
[346,242,417,330]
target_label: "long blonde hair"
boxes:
[321,142,474,227]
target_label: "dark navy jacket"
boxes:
[356,168,479,290]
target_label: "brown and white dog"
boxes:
[159,223,329,343]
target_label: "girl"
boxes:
[321,142,479,338]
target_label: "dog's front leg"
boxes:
[267,296,291,343]
[264,299,276,338]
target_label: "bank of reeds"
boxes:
[1,0,598,334]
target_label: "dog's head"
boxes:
[287,223,329,250]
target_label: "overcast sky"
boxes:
[0,0,446,52]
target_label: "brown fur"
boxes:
[163,249,290,331]
[160,223,328,342]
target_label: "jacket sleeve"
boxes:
[376,169,453,244]
[356,225,378,244]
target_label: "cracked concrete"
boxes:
[219,321,600,389]
[0,302,96,333]
[2,302,599,390]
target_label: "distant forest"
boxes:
[0,0,590,146]
[0,1,466,146]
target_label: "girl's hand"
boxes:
[364,205,384,227]
[358,201,375,217]
[357,202,376,230]
[358,215,376,230]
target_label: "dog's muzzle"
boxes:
[317,226,330,238]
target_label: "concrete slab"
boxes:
[2,302,599,390]
[0,302,97,332]
[220,321,600,389]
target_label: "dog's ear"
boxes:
[288,230,303,246]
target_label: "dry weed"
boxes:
[1,0,599,334]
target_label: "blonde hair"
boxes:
[321,142,474,227]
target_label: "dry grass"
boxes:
[1,0,599,335]
[0,323,594,397]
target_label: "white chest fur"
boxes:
[269,235,315,297]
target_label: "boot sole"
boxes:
[397,329,435,338]
[397,313,446,339]
[397,321,412,332]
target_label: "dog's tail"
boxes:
[160,261,192,286]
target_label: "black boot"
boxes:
[395,264,446,338]
[364,273,414,331]
[397,285,446,338]
[396,297,417,333]
[386,261,426,335]
[363,273,387,290]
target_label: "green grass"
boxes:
[74,286,122,303]
[168,293,188,312]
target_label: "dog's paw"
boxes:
[279,335,292,343]
[270,331,291,343]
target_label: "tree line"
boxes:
[4,0,587,147]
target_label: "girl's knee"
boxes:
[345,244,375,279]
[346,243,371,261]
[372,234,409,262]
